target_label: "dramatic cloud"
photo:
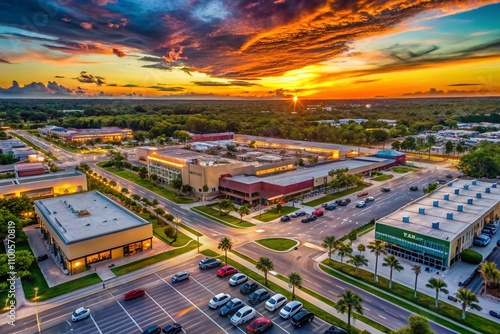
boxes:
[112,48,126,57]
[80,22,93,30]
[0,58,10,64]
[448,83,481,86]
[354,79,380,84]
[403,87,496,96]
[75,71,105,85]
[0,80,75,96]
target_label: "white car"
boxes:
[230,305,256,326]
[265,293,287,311]
[71,307,90,321]
[208,293,231,309]
[365,196,375,202]
[229,273,248,286]
[279,301,302,319]
[355,201,366,208]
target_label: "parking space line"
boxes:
[155,273,230,334]
[89,314,103,334]
[106,290,143,332]
[146,292,187,334]
[189,276,217,295]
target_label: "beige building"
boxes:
[0,171,87,199]
[35,191,152,275]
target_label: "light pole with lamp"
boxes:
[34,287,41,333]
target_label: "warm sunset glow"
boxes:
[293,96,298,103]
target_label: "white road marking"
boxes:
[378,315,387,320]
[363,307,371,312]
[89,314,103,334]
[146,292,187,333]
[65,320,72,327]
[335,284,344,289]
[106,290,142,332]
[384,309,400,318]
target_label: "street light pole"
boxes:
[197,235,200,253]
[34,287,41,333]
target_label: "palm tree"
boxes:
[455,288,482,319]
[412,265,422,298]
[382,255,404,289]
[237,204,250,222]
[335,290,363,329]
[347,254,368,274]
[425,278,449,308]
[367,239,387,282]
[337,243,353,267]
[357,244,365,254]
[288,272,302,300]
[322,236,338,260]
[256,257,274,286]
[479,261,497,295]
[217,237,233,264]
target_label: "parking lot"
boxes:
[35,260,331,334]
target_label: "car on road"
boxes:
[37,254,48,262]
[229,273,248,286]
[280,215,291,222]
[246,317,273,334]
[219,298,245,316]
[291,310,314,327]
[162,323,182,334]
[171,271,190,282]
[365,196,375,202]
[230,305,256,326]
[301,215,317,223]
[473,234,491,246]
[265,293,287,311]
[199,257,221,269]
[337,200,348,206]
[325,203,338,210]
[208,293,231,309]
[124,289,145,301]
[249,288,270,305]
[290,210,306,218]
[445,173,453,178]
[142,325,161,334]
[356,201,366,208]
[357,192,368,197]
[381,187,391,192]
[344,198,351,203]
[71,307,90,322]
[410,186,419,191]
[489,310,500,319]
[311,209,324,216]
[240,281,259,294]
[436,179,448,184]
[217,265,238,277]
[321,203,329,208]
[279,300,302,319]
[447,295,458,302]
[324,325,348,334]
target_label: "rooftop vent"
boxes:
[446,212,454,220]
[86,223,90,226]
[444,194,450,201]
[402,216,410,223]
[472,180,477,185]
[433,200,439,207]
[463,184,469,190]
[457,205,463,212]
[448,182,453,187]
[493,183,497,188]
[432,222,440,229]
[476,193,482,199]
[454,189,460,195]
[467,198,474,205]
[418,208,426,214]
[485,188,490,193]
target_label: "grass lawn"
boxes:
[339,222,375,242]
[96,163,194,204]
[111,242,198,276]
[26,274,102,302]
[321,259,494,334]
[304,184,368,207]
[370,174,394,181]
[179,223,203,237]
[255,238,298,251]
[136,211,193,247]
[201,249,220,257]
[254,206,297,222]
[191,205,255,228]
[392,166,420,173]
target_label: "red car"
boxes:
[311,209,324,217]
[357,192,368,197]
[124,289,145,301]
[246,317,273,333]
[217,265,238,277]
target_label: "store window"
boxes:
[86,253,100,264]
[99,250,111,261]
[124,241,143,256]
[142,239,152,250]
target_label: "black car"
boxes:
[344,198,351,203]
[248,289,270,305]
[162,323,182,334]
[325,203,337,210]
[291,210,306,218]
[381,187,391,192]
[458,277,472,287]
[199,257,221,269]
[410,186,419,191]
[489,310,500,319]
[301,215,317,223]
[142,326,161,334]
[335,199,343,205]
[37,254,48,262]
[445,173,453,178]
[240,282,259,294]
[324,325,348,334]
[291,310,314,327]
[280,215,291,222]
[219,298,245,316]
[338,200,348,206]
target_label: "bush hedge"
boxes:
[461,249,483,264]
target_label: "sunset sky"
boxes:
[0,0,499,99]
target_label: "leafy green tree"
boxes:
[367,239,387,282]
[288,272,302,300]
[382,255,404,288]
[455,288,482,319]
[457,142,500,178]
[426,278,449,308]
[322,236,338,260]
[335,290,363,329]
[347,254,368,273]
[412,265,422,298]
[218,199,234,216]
[137,166,148,179]
[151,198,159,206]
[109,180,117,188]
[131,194,141,201]
[256,257,274,286]
[164,225,176,239]
[444,140,454,158]
[153,208,165,222]
[426,135,437,158]
[121,187,129,194]
[391,141,401,151]
[218,237,233,265]
[395,315,434,334]
[169,175,183,190]
[106,150,126,169]
[423,183,438,194]
[237,204,250,222]
[276,203,282,215]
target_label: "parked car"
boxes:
[489,310,500,319]
[365,196,375,202]
[436,179,448,184]
[142,326,161,334]
[481,228,494,236]
[199,257,221,269]
[410,186,419,191]
[344,198,351,203]
[356,201,366,208]
[162,323,182,334]
[324,325,348,334]
[246,317,273,334]
[311,209,324,216]
[37,254,48,262]
[291,310,314,327]
[445,173,453,178]
[219,298,245,316]
[248,288,270,305]
[447,295,458,302]
[325,203,337,210]
[124,289,145,301]
[381,187,391,192]
[290,210,306,218]
[71,307,90,322]
[473,234,491,246]
[279,301,303,319]
[265,293,287,311]
[321,203,329,208]
[217,265,238,277]
[171,271,190,282]
[301,215,317,223]
[229,273,248,286]
[483,225,497,234]
[208,293,231,309]
[458,277,472,287]
[357,192,368,197]
[240,281,259,294]
[338,200,348,206]
[280,215,291,222]
[230,305,256,326]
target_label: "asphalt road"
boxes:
[2,257,331,334]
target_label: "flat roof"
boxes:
[16,171,84,184]
[35,191,151,244]
[377,179,500,240]
[226,158,388,186]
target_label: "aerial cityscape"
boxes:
[0,1,500,334]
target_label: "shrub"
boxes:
[461,249,483,264]
[164,225,176,239]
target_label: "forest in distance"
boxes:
[1,97,499,146]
